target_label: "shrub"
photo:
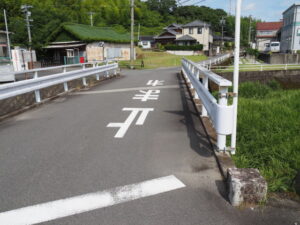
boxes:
[164,44,203,51]
[239,82,271,99]
[234,86,300,192]
[245,48,259,58]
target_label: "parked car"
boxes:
[270,42,280,53]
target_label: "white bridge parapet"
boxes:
[181,58,234,152]
[0,62,118,103]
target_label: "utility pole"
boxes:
[220,17,226,51]
[21,4,33,69]
[21,5,33,45]
[137,23,140,42]
[88,12,95,26]
[130,0,134,69]
[231,0,242,155]
[248,15,252,46]
[3,9,11,60]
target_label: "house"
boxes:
[281,4,300,53]
[44,23,132,64]
[154,24,183,45]
[138,36,155,49]
[154,20,213,51]
[179,20,213,51]
[0,30,10,61]
[256,21,283,52]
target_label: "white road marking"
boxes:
[72,85,178,95]
[0,175,185,225]
[147,80,164,87]
[132,90,160,102]
[107,108,154,138]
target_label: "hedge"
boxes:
[165,44,203,51]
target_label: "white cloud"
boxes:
[243,3,256,11]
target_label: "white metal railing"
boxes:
[211,63,300,72]
[199,53,232,70]
[13,61,108,81]
[182,58,235,152]
[0,62,118,103]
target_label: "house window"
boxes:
[189,28,193,34]
[197,27,202,34]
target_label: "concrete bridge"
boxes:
[0,63,298,224]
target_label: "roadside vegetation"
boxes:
[1,0,258,51]
[213,64,300,72]
[119,48,207,69]
[233,81,300,192]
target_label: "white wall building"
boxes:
[281,4,300,53]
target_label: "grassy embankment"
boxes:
[119,49,207,69]
[234,81,300,192]
[214,64,300,73]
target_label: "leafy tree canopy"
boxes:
[0,0,259,50]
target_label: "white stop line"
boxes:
[0,175,185,225]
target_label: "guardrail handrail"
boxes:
[182,57,234,152]
[198,53,233,70]
[0,62,118,103]
[211,63,300,72]
[13,60,108,75]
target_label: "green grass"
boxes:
[233,82,300,192]
[119,49,207,69]
[214,64,300,73]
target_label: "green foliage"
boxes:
[233,82,300,192]
[165,44,203,51]
[0,0,259,52]
[246,48,260,59]
[238,82,271,99]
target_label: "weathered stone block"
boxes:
[227,168,267,207]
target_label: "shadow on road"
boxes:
[165,73,215,158]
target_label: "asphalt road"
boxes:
[0,67,298,225]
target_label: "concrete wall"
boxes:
[258,53,300,64]
[218,69,300,89]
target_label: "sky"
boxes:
[181,0,299,21]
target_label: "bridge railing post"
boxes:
[217,86,228,151]
[201,74,208,117]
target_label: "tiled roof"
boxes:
[175,35,196,41]
[182,20,211,28]
[256,22,283,31]
[163,23,182,30]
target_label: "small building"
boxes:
[256,21,283,52]
[44,23,132,64]
[138,36,154,49]
[154,20,213,51]
[281,4,300,53]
